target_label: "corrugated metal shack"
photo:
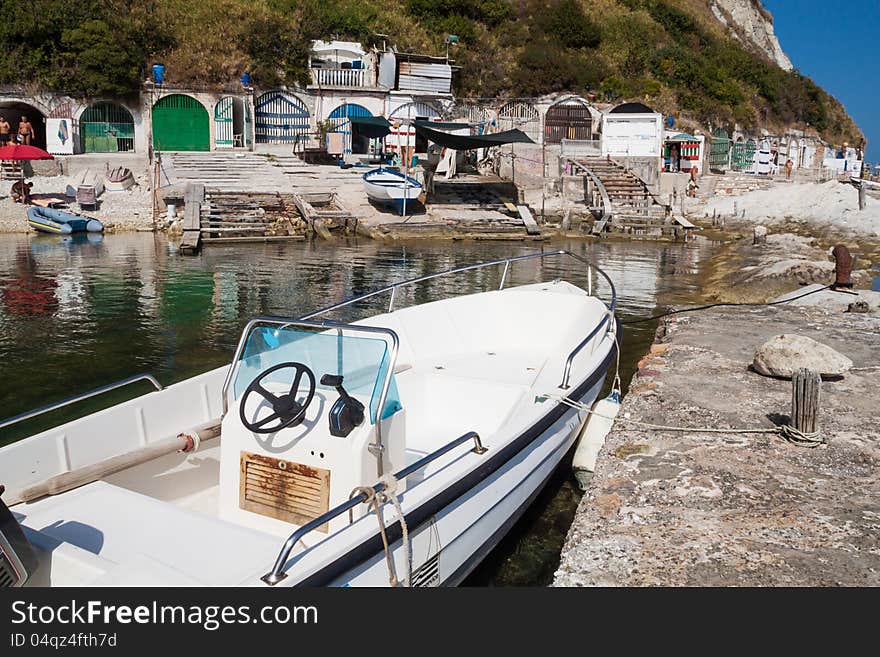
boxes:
[395,53,452,95]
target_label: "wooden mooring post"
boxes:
[791,368,822,440]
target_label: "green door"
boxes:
[709,128,730,172]
[81,102,135,153]
[152,94,209,152]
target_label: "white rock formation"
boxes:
[709,0,793,71]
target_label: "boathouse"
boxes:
[0,89,145,156]
[143,85,254,153]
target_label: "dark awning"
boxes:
[348,115,391,138]
[413,120,472,131]
[414,124,534,150]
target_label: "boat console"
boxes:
[217,321,407,536]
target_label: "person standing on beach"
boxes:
[687,166,699,197]
[0,116,10,145]
[18,116,33,145]
[785,158,793,179]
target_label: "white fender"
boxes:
[572,392,620,490]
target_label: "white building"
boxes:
[601,102,664,158]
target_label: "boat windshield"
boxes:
[232,326,401,423]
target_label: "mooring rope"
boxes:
[620,283,853,326]
[348,477,412,587]
[379,475,412,588]
[544,393,824,448]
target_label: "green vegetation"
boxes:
[0,0,861,145]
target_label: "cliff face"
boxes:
[709,0,793,71]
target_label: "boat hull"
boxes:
[307,362,610,587]
[27,206,103,235]
[363,167,423,215]
[1,269,618,589]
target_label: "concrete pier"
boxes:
[554,300,880,586]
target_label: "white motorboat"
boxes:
[0,251,618,588]
[362,167,423,215]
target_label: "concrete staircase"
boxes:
[164,151,308,192]
[576,157,668,231]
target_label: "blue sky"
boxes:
[763,0,879,162]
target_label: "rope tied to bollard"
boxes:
[544,393,825,448]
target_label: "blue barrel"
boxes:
[152,63,165,85]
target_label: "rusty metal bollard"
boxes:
[831,244,853,289]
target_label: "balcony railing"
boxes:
[310,68,370,88]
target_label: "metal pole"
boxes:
[402,119,409,218]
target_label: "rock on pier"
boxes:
[554,298,880,586]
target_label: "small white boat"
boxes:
[362,167,423,215]
[0,251,618,588]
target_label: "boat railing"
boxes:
[302,249,616,318]
[299,249,617,388]
[0,374,164,431]
[261,430,488,586]
[220,318,400,478]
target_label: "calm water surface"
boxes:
[0,232,713,584]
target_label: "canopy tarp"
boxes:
[413,120,471,131]
[348,115,391,139]
[414,124,534,150]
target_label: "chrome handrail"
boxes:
[220,317,399,478]
[261,430,487,586]
[300,249,616,317]
[0,374,163,431]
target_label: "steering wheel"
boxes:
[239,362,316,434]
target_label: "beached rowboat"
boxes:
[362,167,423,215]
[0,250,618,588]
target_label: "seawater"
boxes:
[0,232,714,584]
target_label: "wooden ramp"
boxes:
[178,183,205,255]
[516,205,541,235]
[200,192,304,245]
[290,192,356,241]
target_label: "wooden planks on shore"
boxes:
[179,183,205,255]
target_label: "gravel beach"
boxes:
[0,167,155,233]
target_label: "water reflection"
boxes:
[0,232,714,583]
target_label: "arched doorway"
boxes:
[328,103,372,154]
[81,102,135,152]
[152,94,209,152]
[544,97,593,143]
[214,97,248,148]
[389,101,441,153]
[498,101,541,143]
[254,91,309,145]
[0,101,46,149]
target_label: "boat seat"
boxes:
[15,481,278,586]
